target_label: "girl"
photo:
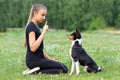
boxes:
[24,4,68,74]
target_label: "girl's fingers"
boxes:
[45,21,48,25]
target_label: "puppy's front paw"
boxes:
[76,72,80,75]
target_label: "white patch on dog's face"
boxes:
[71,39,82,47]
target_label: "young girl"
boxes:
[24,4,68,74]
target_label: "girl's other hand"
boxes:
[51,58,59,62]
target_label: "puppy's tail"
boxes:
[97,66,104,72]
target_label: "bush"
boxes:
[115,14,120,29]
[89,17,106,30]
[0,26,7,32]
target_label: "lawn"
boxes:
[0,29,120,80]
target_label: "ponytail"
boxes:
[26,5,34,28]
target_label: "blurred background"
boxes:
[0,0,120,32]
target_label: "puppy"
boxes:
[67,29,103,75]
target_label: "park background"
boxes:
[0,0,120,80]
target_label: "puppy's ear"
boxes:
[76,28,82,38]
[76,28,80,33]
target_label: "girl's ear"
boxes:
[33,11,38,17]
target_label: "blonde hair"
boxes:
[26,4,47,27]
[24,4,47,47]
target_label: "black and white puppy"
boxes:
[67,29,103,75]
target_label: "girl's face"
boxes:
[35,9,47,23]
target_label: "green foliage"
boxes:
[115,14,120,29]
[89,17,106,30]
[0,26,7,32]
[0,0,6,32]
[0,0,120,32]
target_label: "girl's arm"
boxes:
[29,31,44,52]
[29,23,48,52]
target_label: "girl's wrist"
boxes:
[41,31,46,37]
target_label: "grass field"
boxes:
[0,29,120,80]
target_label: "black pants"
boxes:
[26,58,68,74]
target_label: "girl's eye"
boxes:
[42,14,45,16]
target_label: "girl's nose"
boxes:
[43,16,46,19]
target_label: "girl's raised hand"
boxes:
[43,21,49,31]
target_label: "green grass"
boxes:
[0,29,120,80]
